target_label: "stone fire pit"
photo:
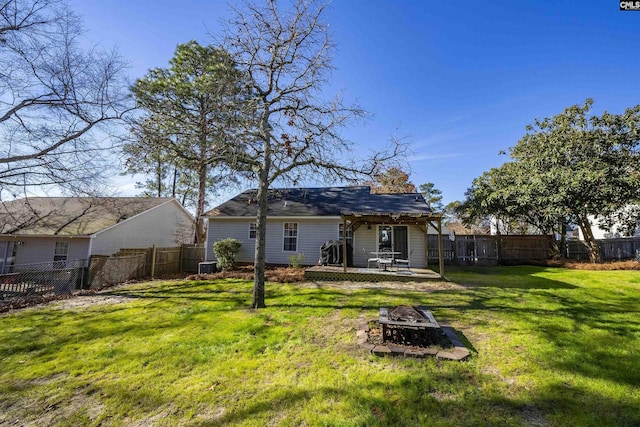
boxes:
[357,305,470,361]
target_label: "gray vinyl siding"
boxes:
[352,224,429,268]
[5,237,91,266]
[352,227,377,267]
[207,217,341,265]
[207,218,439,268]
[206,219,256,263]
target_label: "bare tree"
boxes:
[221,0,403,308]
[0,0,131,199]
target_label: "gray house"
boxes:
[0,197,195,271]
[204,186,445,272]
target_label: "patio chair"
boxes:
[363,248,379,269]
[377,248,394,271]
[394,249,414,271]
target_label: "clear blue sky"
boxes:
[69,0,640,206]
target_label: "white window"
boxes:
[249,223,257,239]
[54,241,69,265]
[283,223,298,252]
[338,222,353,245]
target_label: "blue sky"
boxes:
[69,0,640,206]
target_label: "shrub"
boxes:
[213,238,242,270]
[288,253,306,268]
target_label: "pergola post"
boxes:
[437,218,445,279]
[424,229,428,269]
[342,217,348,273]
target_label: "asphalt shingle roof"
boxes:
[205,186,433,217]
[0,197,174,236]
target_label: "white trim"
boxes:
[92,199,194,237]
[53,241,69,263]
[337,222,353,244]
[376,224,410,256]
[248,223,257,239]
[282,222,298,253]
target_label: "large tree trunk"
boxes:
[558,220,568,259]
[194,163,207,244]
[578,217,600,263]
[252,175,269,309]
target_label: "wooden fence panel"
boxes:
[427,235,454,263]
[154,247,181,276]
[500,235,552,261]
[182,244,205,272]
[455,235,498,265]
[88,254,146,289]
[599,237,640,261]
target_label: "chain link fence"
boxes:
[0,259,88,310]
[0,244,205,311]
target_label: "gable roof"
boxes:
[0,197,175,236]
[205,186,434,217]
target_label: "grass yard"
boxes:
[1,266,639,426]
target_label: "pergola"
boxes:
[340,211,445,278]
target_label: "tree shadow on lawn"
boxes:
[430,285,640,389]
[197,368,640,426]
[446,265,579,289]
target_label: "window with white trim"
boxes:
[249,223,257,239]
[283,223,298,252]
[54,241,69,265]
[338,222,353,245]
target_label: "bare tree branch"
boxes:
[0,0,132,197]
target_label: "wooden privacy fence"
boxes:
[88,254,146,289]
[88,244,205,290]
[181,244,205,272]
[567,237,640,261]
[427,234,553,265]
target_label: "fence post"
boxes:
[437,220,445,278]
[151,245,157,279]
[179,245,184,273]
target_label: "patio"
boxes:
[305,265,442,282]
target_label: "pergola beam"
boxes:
[340,211,445,278]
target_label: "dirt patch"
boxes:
[0,381,104,427]
[0,282,142,316]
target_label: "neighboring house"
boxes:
[0,197,195,271]
[204,186,444,269]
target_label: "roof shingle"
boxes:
[0,197,174,236]
[205,186,433,217]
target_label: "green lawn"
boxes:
[1,266,639,426]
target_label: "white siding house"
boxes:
[0,197,194,270]
[204,186,442,268]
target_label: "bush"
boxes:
[213,238,242,270]
[288,253,306,269]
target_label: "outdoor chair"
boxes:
[363,248,379,269]
[377,248,394,271]
[394,249,414,271]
